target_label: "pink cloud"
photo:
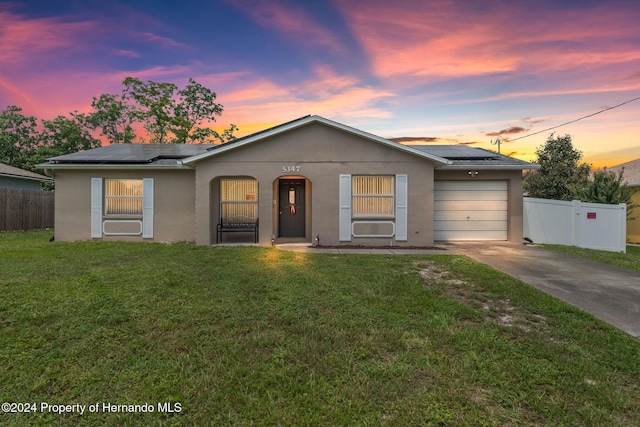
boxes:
[222,79,292,104]
[225,0,346,55]
[333,0,640,82]
[207,66,395,135]
[113,49,141,58]
[332,1,518,80]
[0,77,35,107]
[137,32,185,48]
[461,83,640,105]
[0,64,201,121]
[0,10,95,64]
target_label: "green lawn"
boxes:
[1,231,639,426]
[541,244,640,273]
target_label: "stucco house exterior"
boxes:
[0,163,53,190]
[608,158,640,243]
[38,115,538,246]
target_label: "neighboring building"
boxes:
[0,163,53,190]
[608,158,640,243]
[38,115,538,246]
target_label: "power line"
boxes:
[506,95,640,142]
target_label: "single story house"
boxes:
[608,158,640,243]
[38,115,538,246]
[0,163,53,190]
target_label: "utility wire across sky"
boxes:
[506,95,640,142]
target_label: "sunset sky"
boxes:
[1,0,639,168]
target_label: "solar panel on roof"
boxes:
[49,144,214,164]
[407,145,500,160]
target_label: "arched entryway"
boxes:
[210,176,259,244]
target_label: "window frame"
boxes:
[220,178,259,224]
[351,175,395,218]
[104,178,144,217]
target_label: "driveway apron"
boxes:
[446,242,640,339]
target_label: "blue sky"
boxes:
[1,0,639,167]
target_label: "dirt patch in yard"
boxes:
[416,261,548,333]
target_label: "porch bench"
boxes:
[216,217,259,243]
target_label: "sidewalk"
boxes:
[275,243,451,255]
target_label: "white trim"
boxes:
[37,163,193,170]
[91,178,102,238]
[395,174,408,241]
[0,173,53,182]
[103,220,143,236]
[339,174,352,241]
[351,221,395,238]
[142,178,154,238]
[181,115,450,166]
[437,164,540,170]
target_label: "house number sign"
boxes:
[281,165,301,173]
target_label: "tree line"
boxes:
[0,77,237,173]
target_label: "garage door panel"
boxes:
[434,211,507,221]
[434,220,507,231]
[434,230,508,240]
[434,191,507,201]
[435,181,507,191]
[434,200,508,211]
[434,181,508,241]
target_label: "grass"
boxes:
[1,230,639,426]
[541,244,640,273]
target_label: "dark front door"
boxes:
[279,179,305,237]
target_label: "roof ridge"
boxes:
[206,115,311,151]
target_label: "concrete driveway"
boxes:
[446,242,640,339]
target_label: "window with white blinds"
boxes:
[104,179,143,215]
[352,175,394,217]
[221,179,258,223]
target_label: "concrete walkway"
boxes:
[446,242,640,339]
[275,243,451,255]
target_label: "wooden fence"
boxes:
[0,187,54,231]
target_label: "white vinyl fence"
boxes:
[523,197,627,253]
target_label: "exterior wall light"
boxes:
[468,171,479,178]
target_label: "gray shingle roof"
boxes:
[48,144,216,164]
[407,145,499,160]
[0,163,53,181]
[407,145,537,169]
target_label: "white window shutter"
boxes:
[91,178,102,238]
[395,174,408,241]
[339,174,352,241]
[142,178,154,238]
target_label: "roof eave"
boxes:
[436,164,541,171]
[0,173,54,182]
[36,163,195,171]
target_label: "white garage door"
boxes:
[434,181,508,241]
